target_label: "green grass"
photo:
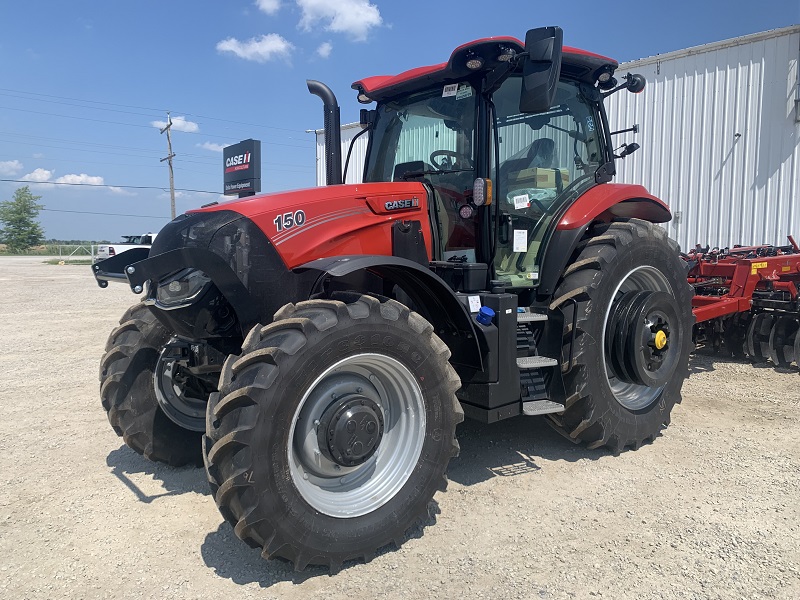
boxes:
[43,258,93,265]
[0,244,97,256]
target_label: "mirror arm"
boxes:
[610,124,639,136]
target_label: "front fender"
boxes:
[297,255,483,370]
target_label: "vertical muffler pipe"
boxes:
[307,80,342,185]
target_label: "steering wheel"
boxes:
[430,150,460,171]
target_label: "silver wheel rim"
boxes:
[603,266,674,410]
[288,353,426,518]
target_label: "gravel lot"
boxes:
[1,256,798,600]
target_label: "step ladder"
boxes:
[516,309,564,416]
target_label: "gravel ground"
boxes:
[1,256,798,600]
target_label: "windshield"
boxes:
[491,77,603,288]
[365,84,478,260]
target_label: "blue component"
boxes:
[476,306,495,326]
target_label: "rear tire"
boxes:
[100,303,203,467]
[203,294,462,571]
[548,220,694,453]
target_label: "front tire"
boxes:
[100,303,204,466]
[548,220,694,453]
[203,294,462,571]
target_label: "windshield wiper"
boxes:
[400,168,472,179]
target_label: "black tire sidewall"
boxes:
[244,315,457,556]
[570,227,692,437]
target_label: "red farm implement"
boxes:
[686,236,800,366]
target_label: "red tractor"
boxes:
[94,27,693,571]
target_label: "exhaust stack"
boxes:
[307,80,343,186]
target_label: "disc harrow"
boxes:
[685,236,800,369]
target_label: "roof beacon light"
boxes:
[465,53,484,70]
[497,46,516,62]
[357,92,372,104]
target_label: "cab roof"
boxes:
[352,36,618,102]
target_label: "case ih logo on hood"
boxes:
[384,197,420,211]
[225,153,251,174]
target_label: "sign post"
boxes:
[223,139,261,197]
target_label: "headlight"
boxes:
[155,269,211,308]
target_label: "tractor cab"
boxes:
[353,28,631,292]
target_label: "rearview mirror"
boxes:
[519,26,563,113]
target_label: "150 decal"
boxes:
[274,210,306,232]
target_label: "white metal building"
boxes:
[606,25,799,250]
[316,26,800,250]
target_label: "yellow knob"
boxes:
[654,330,668,350]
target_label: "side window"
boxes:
[365,86,479,260]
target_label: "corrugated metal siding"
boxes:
[315,123,368,185]
[606,26,800,250]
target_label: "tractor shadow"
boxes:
[200,508,438,586]
[199,415,598,586]
[105,446,209,503]
[689,351,800,375]
[447,415,602,487]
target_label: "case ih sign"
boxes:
[223,139,261,196]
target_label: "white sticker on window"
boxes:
[513,194,530,209]
[468,295,482,313]
[442,84,458,97]
[455,83,473,100]
[513,229,527,252]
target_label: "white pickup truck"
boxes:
[94,233,157,263]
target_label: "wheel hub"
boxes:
[317,394,384,467]
[606,290,680,389]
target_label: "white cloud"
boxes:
[150,116,199,133]
[297,0,382,41]
[32,153,45,159]
[316,41,332,59]
[107,186,133,195]
[21,169,131,194]
[197,142,226,153]
[0,160,23,176]
[255,0,281,14]
[22,168,53,182]
[216,34,294,63]
[55,173,104,186]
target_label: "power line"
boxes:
[42,207,168,219]
[0,178,220,194]
[0,87,169,114]
[0,105,314,146]
[0,87,312,135]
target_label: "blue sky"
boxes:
[0,0,797,241]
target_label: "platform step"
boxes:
[516,356,559,369]
[517,311,548,323]
[522,400,565,416]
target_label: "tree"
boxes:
[0,186,45,253]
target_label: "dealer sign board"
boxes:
[223,139,261,196]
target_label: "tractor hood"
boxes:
[186,182,433,269]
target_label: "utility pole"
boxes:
[159,112,176,220]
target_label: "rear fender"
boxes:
[296,255,483,370]
[536,184,672,301]
[556,183,671,231]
